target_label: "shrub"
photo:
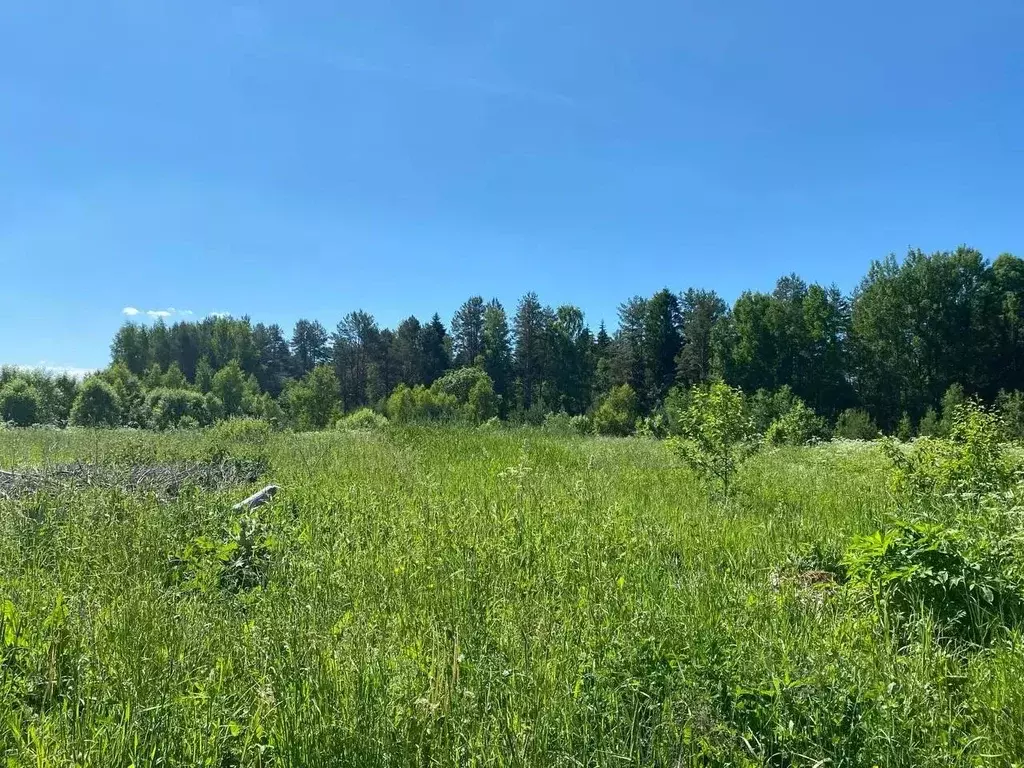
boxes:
[883,401,1014,510]
[570,414,593,436]
[663,386,692,434]
[846,402,1024,645]
[995,389,1024,441]
[466,376,498,424]
[243,392,284,427]
[918,407,940,437]
[765,400,827,446]
[212,360,246,417]
[593,385,638,437]
[668,382,757,496]
[749,386,799,435]
[70,378,121,427]
[635,413,669,439]
[385,384,417,424]
[337,408,389,431]
[0,379,40,426]
[895,412,913,442]
[844,521,1024,645]
[431,367,492,403]
[147,388,211,430]
[833,408,878,440]
[542,411,575,437]
[939,383,967,437]
[203,418,272,475]
[283,366,340,430]
[99,363,147,427]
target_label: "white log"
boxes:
[233,484,279,510]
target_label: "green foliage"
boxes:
[748,386,799,435]
[146,388,211,429]
[541,411,576,437]
[939,383,967,437]
[765,399,828,446]
[283,365,340,430]
[69,378,120,427]
[466,375,498,424]
[194,357,214,394]
[337,408,389,431]
[99,363,147,427]
[0,379,40,427]
[883,402,1014,509]
[833,408,879,440]
[668,381,758,495]
[202,418,272,476]
[896,412,914,442]
[161,362,188,390]
[593,384,638,436]
[844,521,1024,645]
[212,360,246,417]
[918,406,940,437]
[4,423,1024,762]
[847,403,1024,645]
[243,391,284,427]
[996,389,1024,441]
[634,413,669,439]
[385,383,417,424]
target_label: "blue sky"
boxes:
[2,1,1022,373]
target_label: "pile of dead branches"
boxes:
[0,461,261,502]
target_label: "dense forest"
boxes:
[4,246,1024,437]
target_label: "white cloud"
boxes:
[122,306,140,316]
[180,309,194,316]
[146,309,172,319]
[208,311,232,319]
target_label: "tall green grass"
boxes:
[1,427,1022,765]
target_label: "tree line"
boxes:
[3,246,1024,435]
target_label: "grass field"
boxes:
[1,425,1023,766]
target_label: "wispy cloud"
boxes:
[122,306,140,316]
[208,311,232,319]
[146,309,173,319]
[180,309,194,316]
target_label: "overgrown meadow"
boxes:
[2,423,1024,766]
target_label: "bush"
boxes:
[883,401,1014,509]
[466,376,498,424]
[432,367,492,403]
[749,386,799,435]
[147,388,212,430]
[895,412,913,442]
[844,521,1023,645]
[765,400,827,446]
[918,407,940,437]
[593,385,638,437]
[846,402,1024,645]
[541,411,575,436]
[635,413,669,439]
[668,382,758,496]
[0,379,40,426]
[995,389,1024,441]
[203,418,272,475]
[833,408,879,440]
[337,408,389,431]
[385,384,417,424]
[70,378,121,427]
[939,383,967,437]
[283,366,340,430]
[570,414,593,436]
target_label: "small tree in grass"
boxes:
[70,377,121,427]
[668,381,758,497]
